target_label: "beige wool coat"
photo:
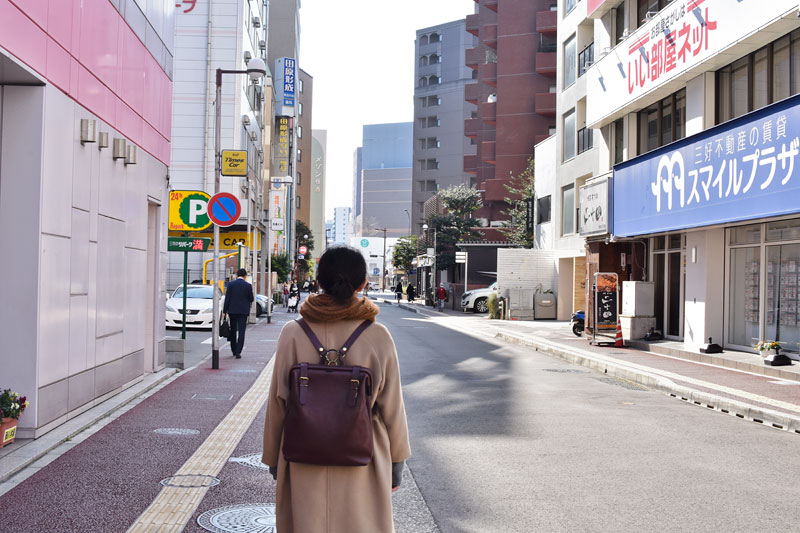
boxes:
[262,318,412,533]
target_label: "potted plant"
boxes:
[0,389,29,448]
[754,341,792,366]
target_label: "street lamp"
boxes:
[422,223,437,306]
[211,57,266,370]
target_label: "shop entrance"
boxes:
[651,234,684,338]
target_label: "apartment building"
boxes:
[412,19,477,234]
[295,69,313,234]
[538,0,800,355]
[465,0,558,231]
[333,207,352,245]
[0,1,174,437]
[310,129,328,251]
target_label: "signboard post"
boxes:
[592,272,619,346]
[455,251,468,295]
[167,236,211,340]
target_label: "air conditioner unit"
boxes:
[252,16,261,28]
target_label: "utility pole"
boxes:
[375,227,387,291]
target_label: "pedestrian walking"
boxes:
[282,282,289,308]
[303,279,310,292]
[222,268,253,359]
[406,284,416,303]
[436,283,447,312]
[395,283,403,302]
[263,245,411,533]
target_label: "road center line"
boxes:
[126,356,275,532]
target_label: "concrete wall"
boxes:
[0,83,168,437]
[497,249,559,320]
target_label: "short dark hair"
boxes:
[237,268,247,277]
[317,246,366,302]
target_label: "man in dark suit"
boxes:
[223,268,254,358]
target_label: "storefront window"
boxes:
[729,224,761,245]
[766,219,800,242]
[765,244,800,353]
[729,247,761,347]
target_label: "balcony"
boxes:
[478,62,497,86]
[481,141,496,164]
[481,101,496,124]
[536,10,557,33]
[466,14,480,37]
[465,117,480,138]
[483,24,497,49]
[535,92,556,116]
[535,52,556,76]
[465,83,479,104]
[466,47,482,70]
[464,155,478,175]
[485,0,498,12]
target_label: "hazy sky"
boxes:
[299,0,475,220]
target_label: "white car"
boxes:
[461,282,498,313]
[166,284,224,329]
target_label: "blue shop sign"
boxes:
[613,93,800,237]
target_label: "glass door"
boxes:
[651,234,684,338]
[728,246,761,347]
[765,243,800,353]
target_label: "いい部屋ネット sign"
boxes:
[168,190,212,231]
[221,150,247,176]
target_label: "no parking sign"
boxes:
[207,192,241,227]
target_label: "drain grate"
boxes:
[592,376,649,391]
[153,428,200,436]
[160,474,220,488]
[229,453,269,470]
[192,393,234,400]
[543,368,588,373]
[197,503,276,533]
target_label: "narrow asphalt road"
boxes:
[379,304,800,532]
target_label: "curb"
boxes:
[495,331,800,435]
[0,365,183,484]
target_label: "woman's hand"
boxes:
[391,461,404,491]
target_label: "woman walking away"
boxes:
[406,284,416,303]
[263,245,411,532]
[395,283,403,303]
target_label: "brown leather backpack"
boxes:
[282,318,374,466]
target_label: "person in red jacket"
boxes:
[435,283,447,312]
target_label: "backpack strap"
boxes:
[295,318,372,361]
[295,318,325,356]
[340,320,372,355]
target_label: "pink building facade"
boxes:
[0,0,174,437]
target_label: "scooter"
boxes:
[570,310,585,337]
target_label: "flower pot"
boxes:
[0,417,18,448]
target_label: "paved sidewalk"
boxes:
[0,303,437,533]
[379,297,800,434]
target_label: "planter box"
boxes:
[1,417,18,447]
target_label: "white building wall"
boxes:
[1,84,168,437]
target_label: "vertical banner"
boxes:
[269,190,286,254]
[594,272,618,331]
[274,57,296,108]
[275,116,291,174]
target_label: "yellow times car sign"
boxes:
[221,150,247,176]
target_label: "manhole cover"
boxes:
[228,369,258,373]
[160,474,220,488]
[197,503,276,532]
[192,393,234,400]
[229,454,269,470]
[153,428,200,436]
[593,376,649,391]
[543,368,588,373]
